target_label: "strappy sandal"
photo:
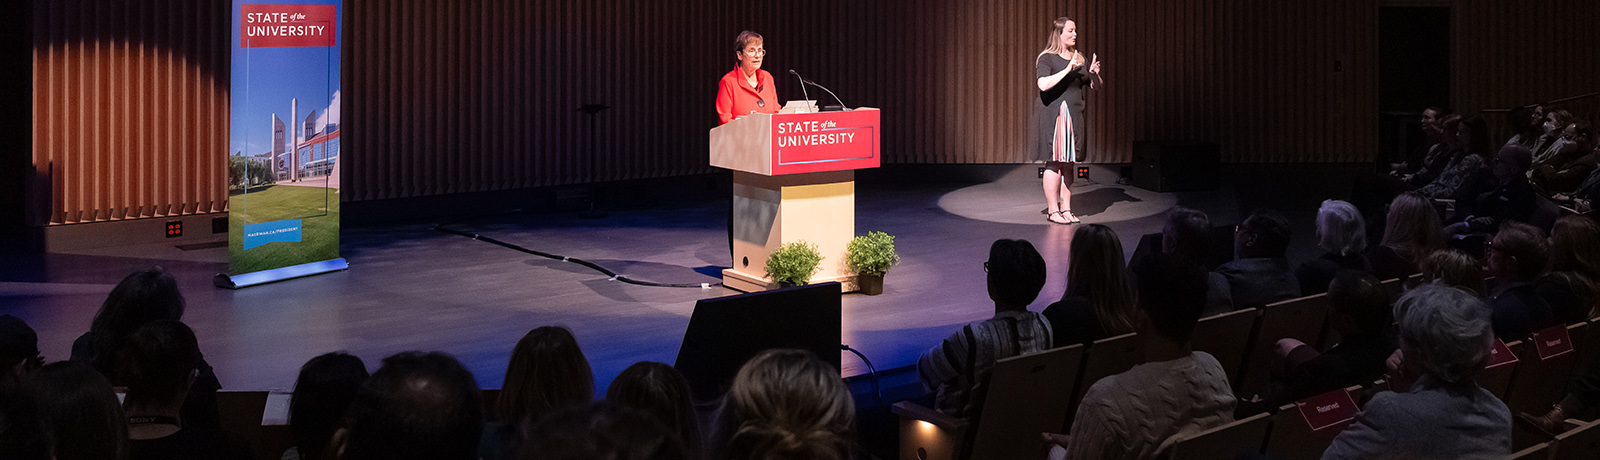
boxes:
[1047,211,1073,225]
[1061,210,1081,223]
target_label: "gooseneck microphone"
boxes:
[790,69,847,112]
[788,69,813,112]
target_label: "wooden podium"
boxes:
[710,108,881,292]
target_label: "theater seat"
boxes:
[894,344,1084,460]
[1163,412,1270,460]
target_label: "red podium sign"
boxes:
[710,108,880,177]
[769,110,880,175]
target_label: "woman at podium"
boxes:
[716,30,780,125]
[1036,17,1102,225]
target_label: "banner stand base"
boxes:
[214,258,349,289]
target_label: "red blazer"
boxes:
[716,68,779,125]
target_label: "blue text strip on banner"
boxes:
[243,219,303,250]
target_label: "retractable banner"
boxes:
[218,0,347,288]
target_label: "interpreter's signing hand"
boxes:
[1088,54,1101,74]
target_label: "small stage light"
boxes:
[1076,166,1090,179]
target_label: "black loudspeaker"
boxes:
[1131,141,1221,192]
[674,282,843,402]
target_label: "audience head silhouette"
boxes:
[85,267,185,377]
[520,401,686,460]
[716,349,854,460]
[606,361,701,459]
[499,326,593,426]
[291,352,369,460]
[986,239,1047,310]
[115,320,202,411]
[1487,221,1548,283]
[337,351,483,460]
[0,315,42,379]
[1316,200,1367,257]
[1133,253,1210,343]
[1381,192,1443,262]
[1235,208,1291,260]
[1161,206,1212,264]
[1327,271,1390,335]
[1392,284,1494,392]
[1067,224,1137,335]
[0,379,52,460]
[26,361,128,460]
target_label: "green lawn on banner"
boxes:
[228,185,341,274]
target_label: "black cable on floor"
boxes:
[841,343,884,404]
[433,213,721,289]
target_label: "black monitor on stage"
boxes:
[674,282,842,403]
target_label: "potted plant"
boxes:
[764,240,823,288]
[846,231,900,295]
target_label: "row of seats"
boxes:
[212,388,508,460]
[895,276,1600,460]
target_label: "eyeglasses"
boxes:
[744,48,766,56]
[1484,239,1497,253]
[983,261,990,272]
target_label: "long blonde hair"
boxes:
[1037,17,1080,62]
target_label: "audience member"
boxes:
[337,351,483,460]
[1448,144,1536,235]
[1045,224,1137,346]
[1251,272,1395,415]
[27,361,128,460]
[1295,200,1371,295]
[1323,284,1510,459]
[917,239,1053,416]
[1417,116,1493,201]
[1051,253,1235,460]
[1402,114,1464,186]
[286,353,369,460]
[1532,109,1576,164]
[118,320,250,460]
[1153,206,1233,315]
[1538,216,1600,324]
[71,267,222,429]
[484,326,593,460]
[1532,120,1597,194]
[1393,107,1450,174]
[520,401,686,460]
[713,349,855,460]
[605,362,702,460]
[1484,222,1556,340]
[1216,208,1301,309]
[1368,192,1443,280]
[0,315,43,381]
[1504,105,1544,151]
[1550,167,1600,212]
[1420,249,1487,296]
[0,380,52,460]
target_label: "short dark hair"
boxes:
[342,352,483,460]
[520,401,687,460]
[1494,221,1549,281]
[290,353,368,460]
[115,320,201,407]
[0,315,42,374]
[605,362,701,460]
[1163,206,1212,264]
[27,361,127,460]
[498,326,593,425]
[986,239,1047,307]
[1240,208,1292,258]
[1327,271,1391,334]
[1133,254,1209,342]
[734,30,763,53]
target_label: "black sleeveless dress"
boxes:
[1035,53,1090,163]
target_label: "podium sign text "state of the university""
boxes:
[769,110,880,175]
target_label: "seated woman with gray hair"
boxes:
[1295,200,1371,295]
[1321,284,1511,459]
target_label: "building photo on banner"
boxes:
[222,0,346,287]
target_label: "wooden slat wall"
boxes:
[30,0,229,225]
[30,1,1599,210]
[343,0,1385,202]
[1455,0,1600,141]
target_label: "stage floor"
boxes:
[0,163,1364,396]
